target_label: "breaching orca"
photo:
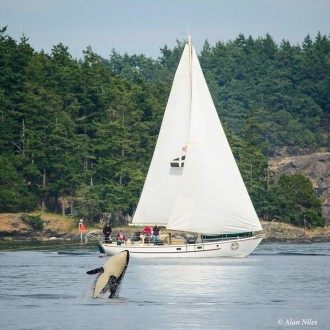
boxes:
[87,250,129,298]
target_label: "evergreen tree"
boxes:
[266,174,324,227]
[0,156,38,212]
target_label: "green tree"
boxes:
[267,174,324,227]
[0,156,38,211]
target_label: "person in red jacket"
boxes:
[142,225,152,243]
[117,230,126,243]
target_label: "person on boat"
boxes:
[103,223,112,243]
[142,225,152,243]
[152,225,160,245]
[117,230,126,243]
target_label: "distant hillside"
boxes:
[0,26,329,223]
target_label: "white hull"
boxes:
[99,235,263,258]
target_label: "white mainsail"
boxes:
[133,37,262,235]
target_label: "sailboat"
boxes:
[99,36,263,258]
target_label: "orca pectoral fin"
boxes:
[86,267,104,275]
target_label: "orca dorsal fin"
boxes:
[86,267,104,275]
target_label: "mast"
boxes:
[188,36,192,90]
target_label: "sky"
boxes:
[1,0,329,59]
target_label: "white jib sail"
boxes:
[166,40,262,234]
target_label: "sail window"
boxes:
[170,156,186,168]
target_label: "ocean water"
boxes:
[0,242,329,330]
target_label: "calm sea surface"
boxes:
[0,242,329,330]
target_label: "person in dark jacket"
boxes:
[103,223,112,243]
[153,225,160,245]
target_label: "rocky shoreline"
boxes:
[261,221,330,243]
[0,213,330,244]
